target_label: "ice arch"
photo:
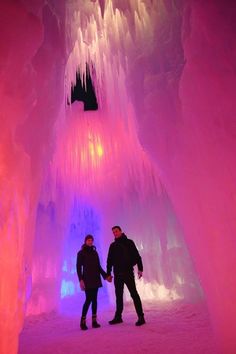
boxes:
[0,1,236,354]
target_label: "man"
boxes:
[106,225,145,326]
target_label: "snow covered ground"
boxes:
[18,300,218,354]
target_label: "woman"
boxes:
[76,234,107,330]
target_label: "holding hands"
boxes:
[106,275,113,283]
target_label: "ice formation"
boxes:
[0,1,236,353]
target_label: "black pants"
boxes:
[114,272,143,318]
[82,288,98,317]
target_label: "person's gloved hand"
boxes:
[138,271,143,279]
[80,279,85,290]
[106,275,113,283]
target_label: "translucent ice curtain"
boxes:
[1,1,236,354]
[0,1,67,353]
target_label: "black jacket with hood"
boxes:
[107,233,143,276]
[76,245,107,289]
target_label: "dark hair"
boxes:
[84,234,94,242]
[81,234,95,250]
[112,225,121,231]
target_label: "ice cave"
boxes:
[0,1,236,353]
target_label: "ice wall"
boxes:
[124,1,236,353]
[0,1,66,353]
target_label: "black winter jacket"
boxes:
[76,245,107,289]
[107,234,143,276]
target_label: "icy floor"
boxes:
[19,300,218,354]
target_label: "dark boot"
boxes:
[109,316,123,325]
[92,315,101,328]
[135,314,145,326]
[80,316,88,330]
